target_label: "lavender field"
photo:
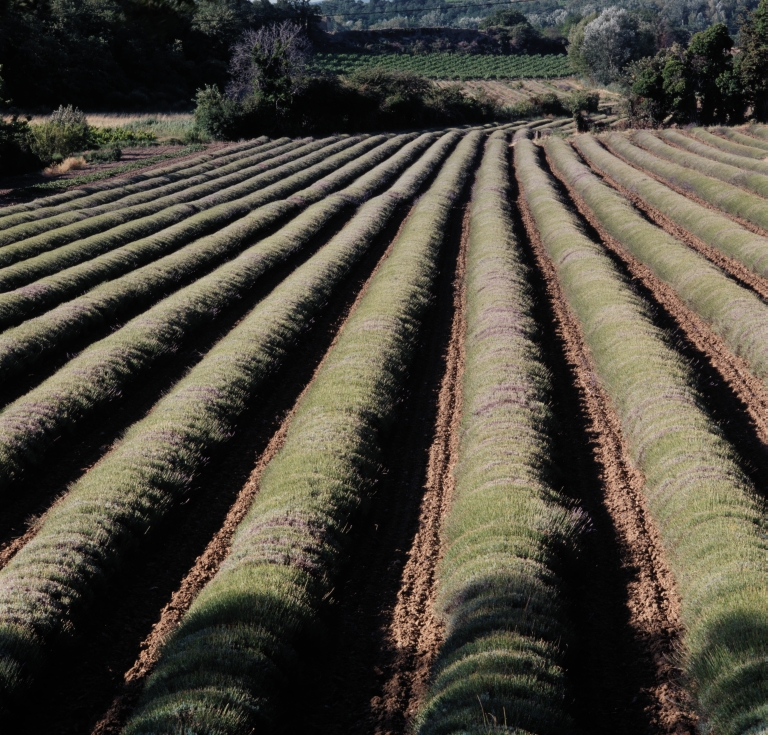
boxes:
[0,122,765,735]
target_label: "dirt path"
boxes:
[515,157,696,734]
[548,147,768,459]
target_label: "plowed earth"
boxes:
[3,132,766,734]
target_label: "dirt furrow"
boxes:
[579,141,768,301]
[370,206,467,731]
[548,148,768,458]
[515,181,696,734]
[300,169,475,735]
[603,136,768,239]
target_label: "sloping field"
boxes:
[0,122,765,735]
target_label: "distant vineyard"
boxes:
[0,120,766,735]
[311,51,573,79]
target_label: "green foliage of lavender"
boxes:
[0,137,338,262]
[574,134,768,282]
[0,129,463,708]
[547,136,768,385]
[0,138,285,236]
[0,136,398,327]
[653,129,768,176]
[124,131,482,735]
[517,137,768,735]
[0,140,265,218]
[606,133,768,233]
[415,131,580,735]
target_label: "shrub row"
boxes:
[517,137,768,735]
[634,130,768,198]
[0,138,273,231]
[655,129,768,176]
[573,135,768,280]
[712,126,768,153]
[548,136,768,385]
[0,129,479,712]
[0,133,436,372]
[0,138,289,236]
[0,139,267,220]
[414,132,580,735]
[0,136,347,259]
[606,133,768,232]
[0,132,457,494]
[0,134,405,328]
[123,130,484,734]
[688,127,768,159]
[0,137,380,295]
[744,124,768,141]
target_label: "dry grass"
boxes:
[21,112,193,126]
[43,156,87,175]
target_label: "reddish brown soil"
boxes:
[604,135,768,239]
[515,158,697,734]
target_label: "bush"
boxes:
[88,127,156,146]
[30,105,91,164]
[84,147,122,163]
[508,92,568,119]
[566,89,600,114]
[194,70,503,140]
[0,116,40,176]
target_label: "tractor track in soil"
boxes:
[0,207,356,571]
[602,136,768,240]
[299,166,476,735]
[579,139,768,302]
[3,200,414,735]
[515,149,697,734]
[548,147,768,480]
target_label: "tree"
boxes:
[226,21,309,113]
[567,14,597,77]
[580,8,642,84]
[478,8,527,29]
[686,22,744,123]
[738,0,768,121]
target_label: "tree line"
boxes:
[568,0,768,125]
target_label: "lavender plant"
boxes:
[517,137,768,735]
